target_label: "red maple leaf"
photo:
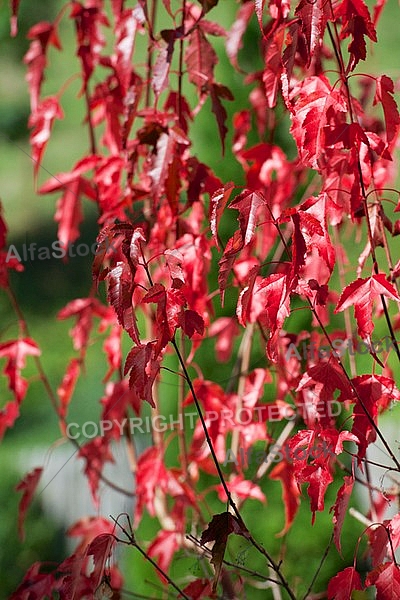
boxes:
[39,156,98,249]
[28,96,64,179]
[334,273,400,342]
[366,562,400,599]
[58,297,108,352]
[327,566,363,599]
[0,337,41,403]
[24,22,62,113]
[229,189,265,246]
[335,0,377,71]
[289,75,347,169]
[345,374,400,460]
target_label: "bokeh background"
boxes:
[0,0,399,597]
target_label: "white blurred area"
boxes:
[19,437,148,549]
[355,414,400,521]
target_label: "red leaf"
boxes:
[295,0,330,63]
[57,358,80,432]
[78,437,114,506]
[237,272,290,361]
[200,512,249,592]
[289,75,347,169]
[334,274,400,341]
[229,189,265,246]
[366,562,400,599]
[67,516,115,554]
[210,182,235,249]
[24,23,62,112]
[149,128,189,202]
[152,37,175,97]
[182,309,205,338]
[0,401,19,441]
[226,2,254,69]
[298,194,336,283]
[346,374,400,460]
[374,75,400,153]
[181,579,214,599]
[16,467,43,541]
[165,248,185,288]
[208,317,239,362]
[124,342,159,407]
[10,0,20,36]
[39,158,98,249]
[102,323,122,382]
[209,82,234,154]
[107,261,140,344]
[335,0,377,70]
[263,29,284,109]
[368,514,400,567]
[134,447,169,524]
[86,533,116,588]
[70,1,108,90]
[58,297,108,351]
[101,380,141,437]
[331,476,354,554]
[185,27,217,90]
[147,530,179,577]
[9,563,58,599]
[0,338,41,403]
[298,463,334,523]
[254,0,266,29]
[217,474,266,503]
[218,229,244,303]
[270,460,301,535]
[114,8,144,92]
[327,567,363,599]
[28,96,64,179]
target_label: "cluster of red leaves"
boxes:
[3,0,400,598]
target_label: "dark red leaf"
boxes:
[331,476,354,554]
[366,562,400,599]
[185,28,217,90]
[327,567,363,599]
[209,82,234,154]
[16,467,43,541]
[86,533,116,588]
[200,512,249,592]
